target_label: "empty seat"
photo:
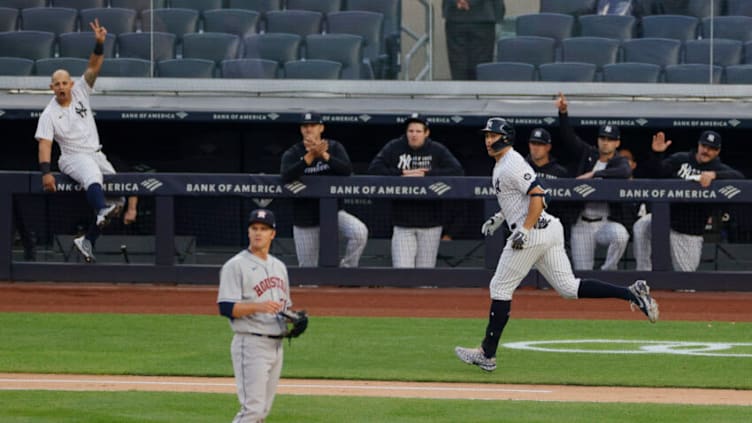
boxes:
[50,0,106,11]
[20,7,78,36]
[35,57,88,76]
[157,58,215,78]
[0,57,33,75]
[345,0,400,79]
[727,0,752,17]
[0,0,46,9]
[221,58,278,78]
[641,15,699,41]
[539,0,596,16]
[578,14,635,40]
[228,0,282,12]
[59,31,116,58]
[0,7,17,32]
[746,41,752,64]
[0,30,55,60]
[284,59,341,79]
[664,64,722,84]
[701,16,752,43]
[539,62,596,82]
[496,36,556,67]
[287,0,341,14]
[80,7,137,36]
[326,11,385,78]
[117,32,176,62]
[602,62,662,83]
[265,10,322,37]
[515,13,574,45]
[169,0,223,14]
[181,32,240,65]
[99,58,152,77]
[725,64,752,84]
[110,0,166,15]
[621,38,681,68]
[203,9,259,38]
[304,33,367,79]
[561,37,619,70]
[475,62,536,81]
[684,39,743,67]
[243,33,301,65]
[141,8,199,44]
[662,0,723,18]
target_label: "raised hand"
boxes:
[556,92,568,114]
[651,131,672,153]
[89,18,107,44]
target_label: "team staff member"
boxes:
[280,112,368,267]
[217,209,291,423]
[368,113,464,268]
[442,0,505,80]
[556,93,632,271]
[455,118,658,372]
[632,130,744,271]
[34,19,122,263]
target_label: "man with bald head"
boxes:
[34,19,123,263]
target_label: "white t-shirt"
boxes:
[34,75,101,156]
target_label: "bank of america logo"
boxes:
[140,178,163,192]
[574,184,596,198]
[285,181,307,194]
[719,185,741,199]
[429,182,451,196]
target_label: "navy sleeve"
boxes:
[218,301,235,319]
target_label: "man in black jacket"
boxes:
[368,113,464,268]
[556,93,632,270]
[442,0,505,80]
[632,130,744,271]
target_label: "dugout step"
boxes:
[54,235,196,264]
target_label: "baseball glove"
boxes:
[279,309,308,338]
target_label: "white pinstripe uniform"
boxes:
[293,210,369,267]
[489,148,580,301]
[217,249,291,423]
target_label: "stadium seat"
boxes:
[661,0,723,18]
[169,0,223,14]
[181,32,240,66]
[50,0,106,11]
[496,36,556,67]
[539,0,596,16]
[538,62,596,82]
[284,59,341,79]
[59,31,115,58]
[746,41,752,64]
[117,32,176,62]
[684,39,743,67]
[203,9,259,39]
[157,58,215,78]
[141,8,199,44]
[110,0,166,15]
[561,37,619,70]
[641,15,699,41]
[515,13,574,45]
[80,8,137,36]
[725,64,752,84]
[304,33,368,79]
[578,14,635,40]
[228,0,282,12]
[726,0,752,17]
[602,62,662,83]
[0,57,33,75]
[221,58,278,78]
[0,7,17,32]
[475,62,536,81]
[701,16,752,43]
[664,64,722,84]
[345,0,400,79]
[621,38,681,68]
[243,33,301,66]
[287,0,341,14]
[0,30,55,60]
[264,10,323,37]
[20,7,78,37]
[99,58,152,77]
[0,0,46,9]
[326,11,385,78]
[34,57,88,76]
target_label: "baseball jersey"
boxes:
[34,76,101,156]
[217,249,291,335]
[493,148,552,230]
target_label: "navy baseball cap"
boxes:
[698,130,722,148]
[249,209,276,229]
[598,124,620,140]
[405,112,428,127]
[301,112,323,124]
[529,128,551,144]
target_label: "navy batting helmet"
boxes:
[481,117,515,152]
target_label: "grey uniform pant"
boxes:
[231,334,283,423]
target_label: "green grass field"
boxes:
[1,312,750,422]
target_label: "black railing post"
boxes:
[155,196,174,266]
[318,198,338,267]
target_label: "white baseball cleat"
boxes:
[73,235,96,263]
[628,280,659,323]
[95,202,119,229]
[454,346,497,372]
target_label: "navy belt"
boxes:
[581,216,603,223]
[250,332,285,339]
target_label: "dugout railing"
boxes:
[2,171,751,291]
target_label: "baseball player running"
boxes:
[217,209,291,423]
[455,118,658,372]
[34,20,122,263]
[632,130,744,271]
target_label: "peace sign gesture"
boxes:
[89,18,107,44]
